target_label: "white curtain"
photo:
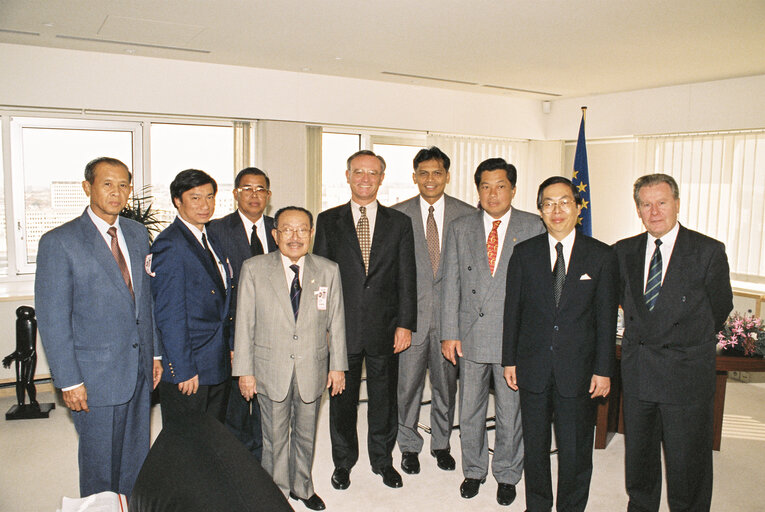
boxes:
[426,133,531,210]
[636,131,765,282]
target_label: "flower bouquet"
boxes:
[716,312,765,357]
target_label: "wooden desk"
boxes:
[594,346,765,451]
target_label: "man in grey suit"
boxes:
[35,157,162,497]
[233,206,348,511]
[441,158,545,506]
[393,147,475,475]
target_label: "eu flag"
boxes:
[572,109,591,236]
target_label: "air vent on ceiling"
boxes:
[381,71,478,86]
[482,83,561,97]
[0,28,40,36]
[55,35,210,54]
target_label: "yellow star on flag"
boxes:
[576,182,588,192]
[577,216,583,225]
[581,199,589,209]
[572,170,579,180]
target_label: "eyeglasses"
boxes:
[541,199,575,213]
[236,186,269,195]
[277,227,311,238]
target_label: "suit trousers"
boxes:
[330,351,398,471]
[520,377,595,512]
[159,380,228,428]
[71,364,151,498]
[397,326,457,453]
[225,377,263,461]
[459,358,524,484]
[258,371,321,499]
[623,393,713,512]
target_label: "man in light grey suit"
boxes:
[441,158,545,506]
[233,206,348,511]
[393,147,475,475]
[35,157,162,497]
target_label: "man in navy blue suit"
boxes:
[36,157,162,497]
[151,169,232,426]
[208,167,277,460]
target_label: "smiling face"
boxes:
[346,154,384,205]
[636,182,680,238]
[539,182,582,241]
[174,183,216,230]
[413,158,450,204]
[273,209,313,263]
[234,173,271,223]
[82,162,132,224]
[478,169,516,219]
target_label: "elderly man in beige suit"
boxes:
[233,206,348,511]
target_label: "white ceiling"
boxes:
[2,0,764,99]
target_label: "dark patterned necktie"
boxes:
[553,241,565,307]
[357,206,371,274]
[202,233,225,291]
[644,239,663,311]
[250,224,264,256]
[426,205,439,277]
[107,227,134,301]
[290,264,301,320]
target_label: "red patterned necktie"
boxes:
[487,220,501,275]
[107,227,134,300]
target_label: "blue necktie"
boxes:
[644,239,663,311]
[290,264,301,320]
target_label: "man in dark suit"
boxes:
[392,147,474,475]
[441,158,545,506]
[503,176,618,512]
[36,157,162,497]
[208,167,276,460]
[151,169,232,427]
[614,173,733,512]
[314,150,417,490]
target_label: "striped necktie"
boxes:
[290,264,301,320]
[644,239,663,311]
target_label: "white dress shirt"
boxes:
[350,200,379,240]
[238,210,270,254]
[87,206,133,282]
[281,254,306,293]
[178,216,227,287]
[419,195,446,245]
[548,229,576,274]
[643,222,679,288]
[483,208,513,275]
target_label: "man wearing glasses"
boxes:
[502,176,618,512]
[233,206,347,511]
[208,167,277,461]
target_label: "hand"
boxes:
[239,375,257,401]
[178,375,199,396]
[62,384,89,412]
[589,375,610,398]
[441,339,463,366]
[152,360,163,390]
[230,351,234,365]
[393,327,412,354]
[504,366,518,390]
[327,370,346,396]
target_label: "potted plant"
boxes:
[716,311,765,357]
[119,185,163,241]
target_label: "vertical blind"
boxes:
[637,131,765,282]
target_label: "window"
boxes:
[149,123,235,225]
[321,133,360,210]
[10,118,140,273]
[371,142,421,206]
[638,131,765,283]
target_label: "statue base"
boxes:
[6,403,55,420]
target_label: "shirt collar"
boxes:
[351,199,378,216]
[178,215,207,242]
[280,252,305,269]
[482,207,512,230]
[647,221,680,248]
[419,195,445,216]
[87,206,120,234]
[238,210,264,233]
[548,228,576,251]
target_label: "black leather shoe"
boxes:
[496,483,517,506]
[373,465,403,488]
[460,477,485,498]
[432,449,456,471]
[330,467,350,490]
[289,492,326,511]
[400,452,420,474]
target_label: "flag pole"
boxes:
[581,106,587,122]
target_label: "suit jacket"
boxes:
[502,231,618,396]
[313,202,417,355]
[232,251,348,402]
[207,211,277,346]
[441,207,545,364]
[35,209,159,406]
[392,194,476,346]
[614,224,733,403]
[151,217,232,386]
